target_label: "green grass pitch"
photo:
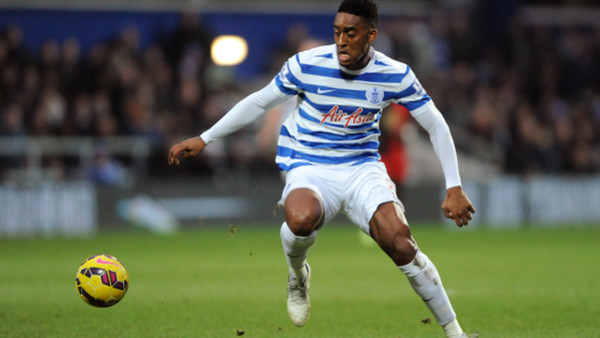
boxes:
[1,223,599,337]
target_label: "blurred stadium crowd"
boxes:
[0,8,599,184]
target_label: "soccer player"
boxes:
[168,0,476,337]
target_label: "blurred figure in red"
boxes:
[379,103,411,199]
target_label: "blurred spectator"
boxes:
[0,102,26,136]
[267,23,311,75]
[163,12,213,78]
[88,143,129,186]
[379,104,412,199]
[4,25,29,66]
[60,37,82,98]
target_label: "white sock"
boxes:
[442,318,464,337]
[280,222,316,280]
[398,251,459,329]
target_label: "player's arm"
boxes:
[411,103,476,227]
[168,80,289,165]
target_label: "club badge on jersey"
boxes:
[366,86,384,104]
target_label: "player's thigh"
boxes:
[279,165,342,226]
[345,162,403,235]
[369,201,411,241]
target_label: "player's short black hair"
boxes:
[337,0,379,29]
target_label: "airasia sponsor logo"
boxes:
[321,105,376,127]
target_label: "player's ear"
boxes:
[368,28,377,44]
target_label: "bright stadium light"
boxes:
[211,35,248,66]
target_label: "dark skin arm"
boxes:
[442,186,476,227]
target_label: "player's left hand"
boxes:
[168,136,206,165]
[442,186,475,227]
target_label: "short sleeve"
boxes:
[274,55,305,96]
[393,67,432,116]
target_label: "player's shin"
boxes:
[398,250,462,335]
[280,222,316,280]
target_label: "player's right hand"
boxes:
[168,136,206,165]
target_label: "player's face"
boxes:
[333,12,377,70]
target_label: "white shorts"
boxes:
[278,161,403,235]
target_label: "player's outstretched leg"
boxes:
[369,202,468,338]
[399,250,465,338]
[280,222,316,326]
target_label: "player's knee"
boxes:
[389,232,418,265]
[377,231,417,266]
[370,204,417,265]
[285,204,323,236]
[284,189,324,236]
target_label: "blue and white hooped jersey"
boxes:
[274,44,432,172]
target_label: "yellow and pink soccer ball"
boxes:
[75,254,129,307]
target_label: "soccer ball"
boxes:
[75,254,129,307]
